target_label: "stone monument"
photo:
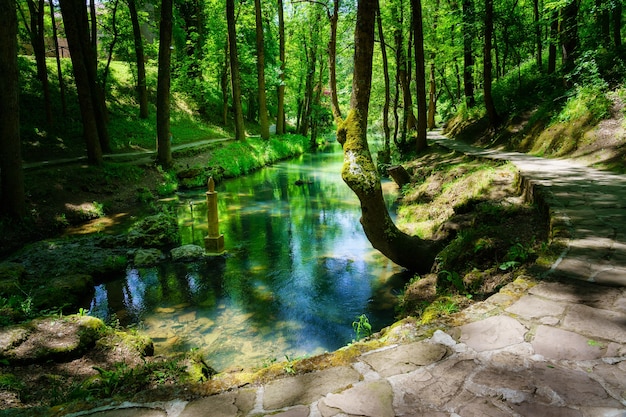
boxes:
[204,177,225,254]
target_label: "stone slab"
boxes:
[505,295,566,320]
[263,366,360,410]
[529,281,621,310]
[359,340,448,377]
[180,390,255,417]
[562,304,626,344]
[389,358,476,411]
[319,380,394,417]
[459,315,527,352]
[82,408,167,417]
[531,325,605,360]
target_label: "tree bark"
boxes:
[376,0,391,163]
[561,0,579,73]
[227,0,245,140]
[613,2,622,48]
[156,0,173,167]
[327,0,342,122]
[0,0,26,218]
[276,0,286,134]
[483,0,500,128]
[412,0,428,151]
[59,0,103,164]
[337,0,442,273]
[255,0,270,139]
[533,0,542,70]
[26,0,53,126]
[128,0,149,119]
[428,62,436,129]
[221,42,230,127]
[49,0,67,116]
[462,0,475,107]
[547,10,558,74]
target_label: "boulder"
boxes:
[32,274,95,313]
[0,315,106,363]
[133,248,164,266]
[127,213,180,248]
[0,262,26,297]
[171,244,205,261]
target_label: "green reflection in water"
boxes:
[91,145,409,371]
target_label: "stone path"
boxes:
[57,132,626,417]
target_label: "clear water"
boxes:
[90,143,409,371]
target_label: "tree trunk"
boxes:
[26,0,53,126]
[337,0,442,273]
[484,0,500,128]
[227,0,245,140]
[49,0,67,116]
[221,42,230,127]
[156,0,173,167]
[254,0,270,139]
[428,62,436,129]
[613,2,622,48]
[462,0,475,107]
[0,0,26,218]
[59,0,103,164]
[547,10,558,74]
[327,0,342,122]
[276,0,286,134]
[128,0,149,119]
[596,0,610,46]
[533,0,542,70]
[561,0,579,73]
[376,0,391,163]
[412,0,428,151]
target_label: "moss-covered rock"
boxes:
[0,263,26,297]
[32,274,94,313]
[0,315,106,364]
[127,213,180,248]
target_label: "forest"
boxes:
[0,0,625,411]
[0,0,623,221]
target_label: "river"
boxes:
[89,142,409,371]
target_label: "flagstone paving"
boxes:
[58,132,626,417]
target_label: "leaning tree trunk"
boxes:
[376,0,391,163]
[337,0,443,273]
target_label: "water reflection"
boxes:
[91,144,409,371]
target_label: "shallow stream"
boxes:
[89,143,409,371]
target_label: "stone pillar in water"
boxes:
[204,177,225,253]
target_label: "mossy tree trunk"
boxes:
[337,0,442,273]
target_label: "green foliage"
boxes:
[352,314,372,341]
[439,270,465,293]
[499,241,534,271]
[156,167,179,196]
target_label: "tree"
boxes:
[255,0,270,139]
[327,0,342,122]
[227,0,246,140]
[127,0,149,118]
[483,0,500,128]
[412,0,428,151]
[156,0,173,167]
[276,0,286,134]
[0,0,26,218]
[376,0,391,163]
[561,0,579,73]
[21,0,53,126]
[462,0,476,107]
[59,0,104,164]
[49,0,67,116]
[337,0,443,272]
